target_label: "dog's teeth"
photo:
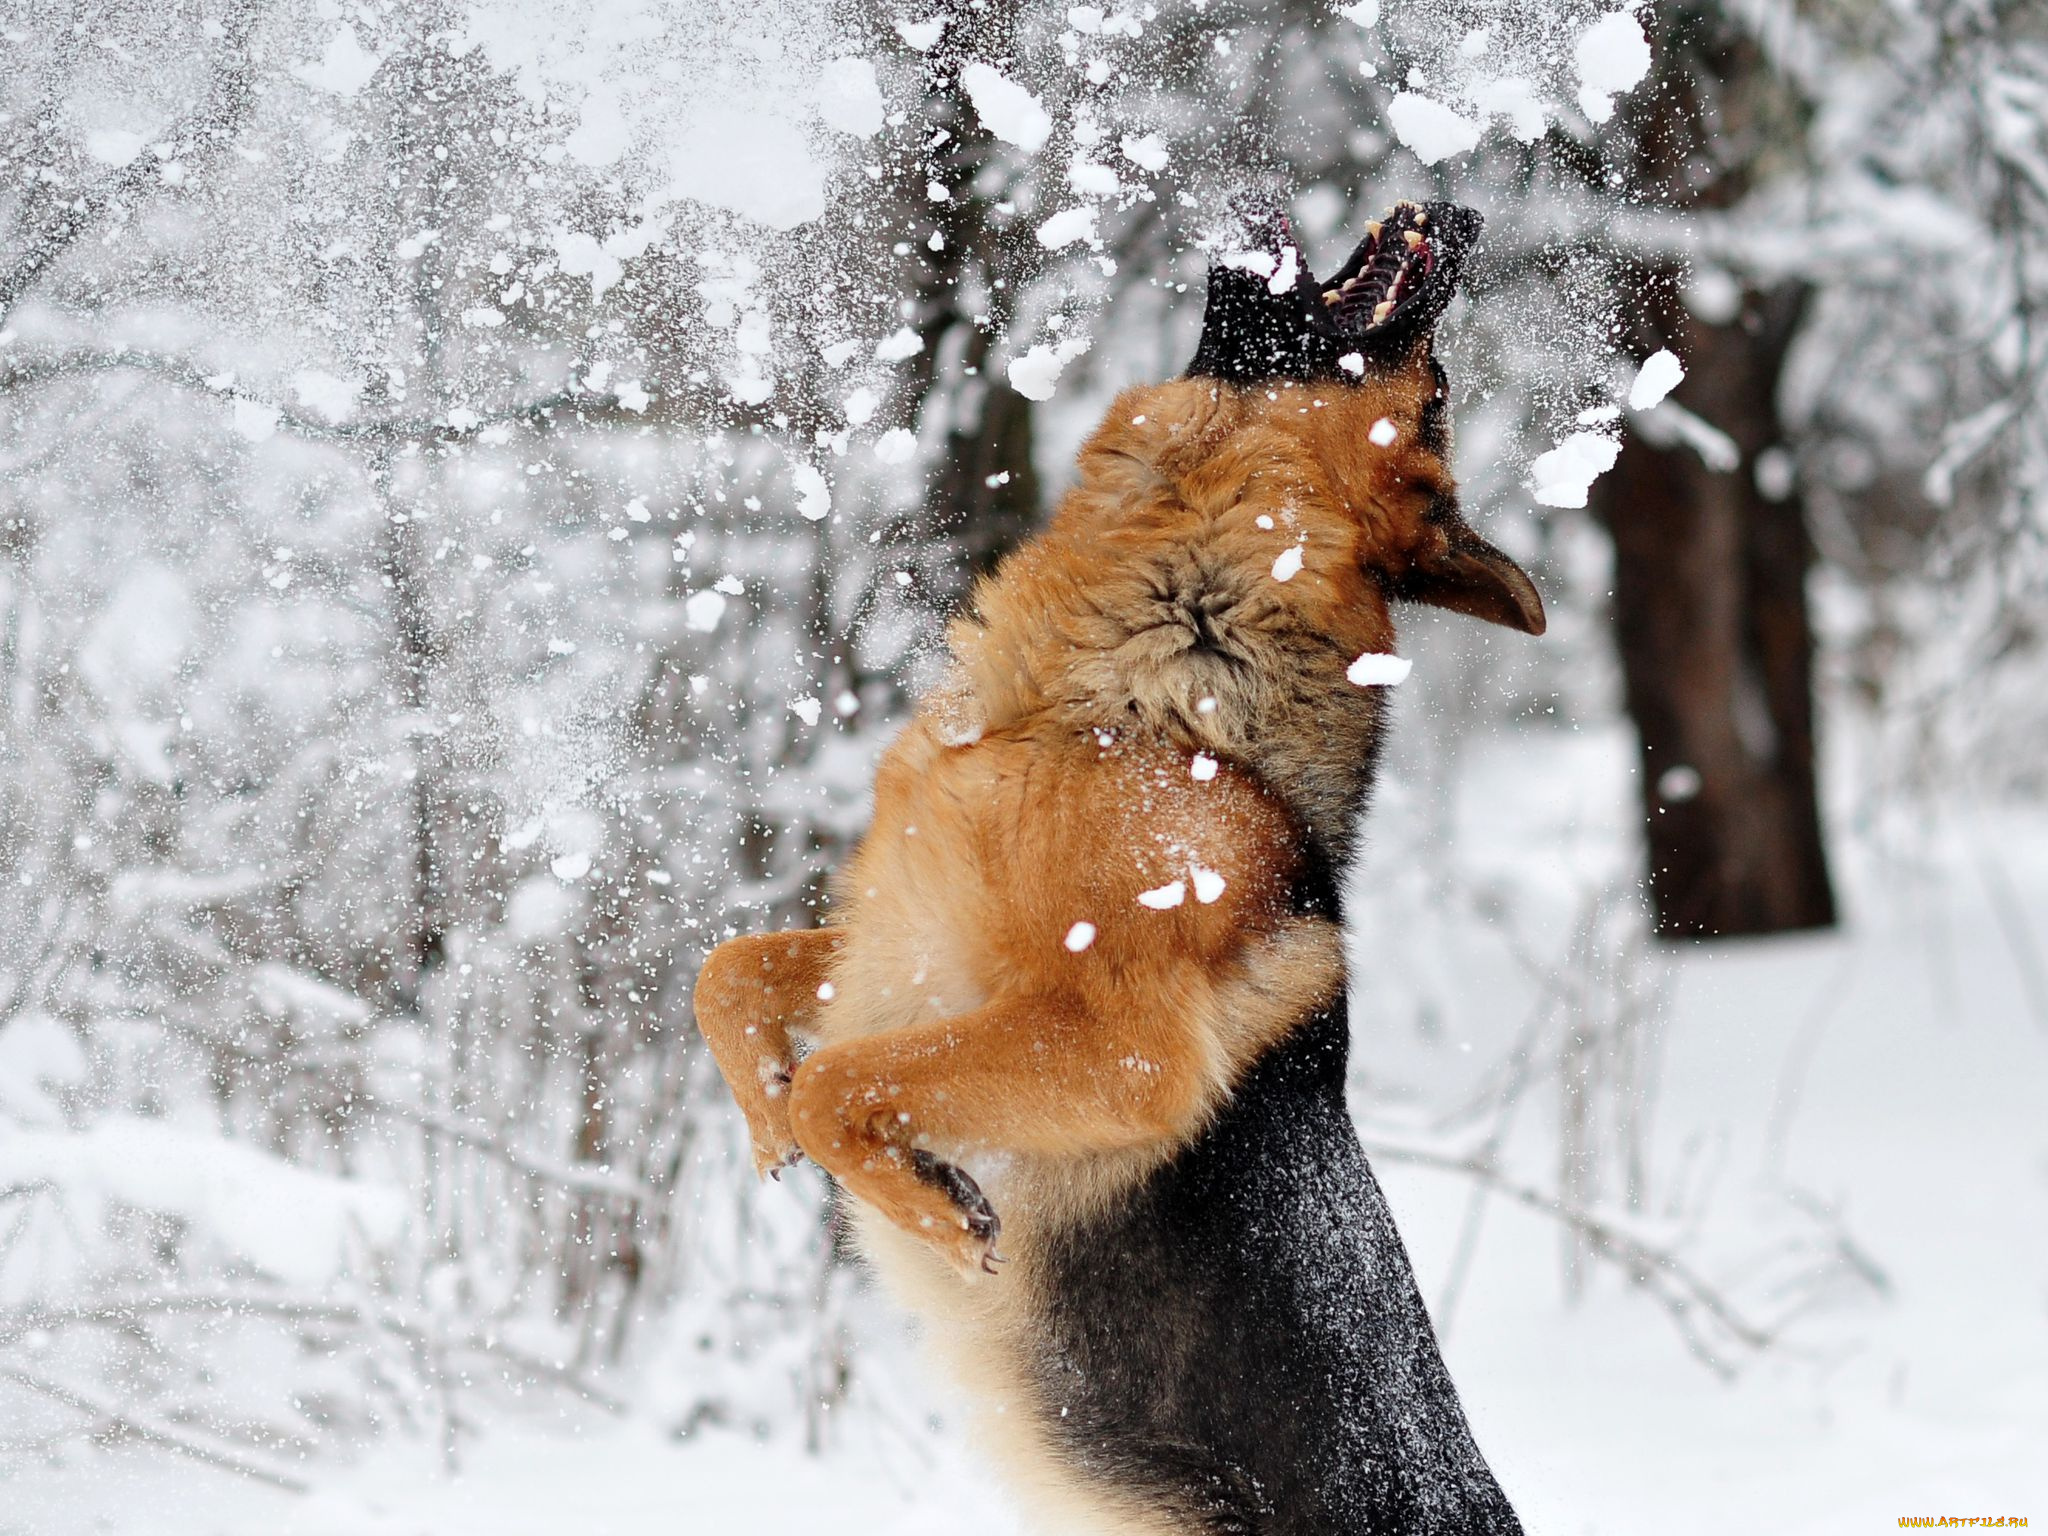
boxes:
[1413,209,1429,227]
[1403,230,1424,249]
[1322,289,1342,306]
[1365,220,1382,242]
[1373,299,1396,323]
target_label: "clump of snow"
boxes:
[1339,352,1365,377]
[792,463,831,521]
[1063,921,1097,953]
[930,675,986,747]
[1628,348,1686,411]
[873,427,919,465]
[1369,417,1398,446]
[1190,867,1227,904]
[1575,10,1653,124]
[1119,133,1169,173]
[569,92,635,166]
[1219,246,1282,283]
[1137,880,1187,910]
[874,326,924,362]
[1007,336,1091,402]
[1271,544,1305,582]
[1191,752,1219,782]
[231,399,281,443]
[292,369,359,422]
[295,25,381,96]
[1388,92,1483,165]
[1068,157,1120,197]
[550,852,592,881]
[1531,431,1623,508]
[1037,207,1098,249]
[1266,245,1300,296]
[1336,0,1381,26]
[1008,346,1066,401]
[83,129,148,167]
[667,103,827,230]
[1347,652,1414,687]
[553,228,643,302]
[843,387,880,426]
[894,16,947,51]
[789,697,822,726]
[936,714,983,748]
[684,589,727,632]
[816,57,884,138]
[960,63,1052,153]
[1469,75,1550,143]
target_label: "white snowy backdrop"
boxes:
[0,1,2044,1531]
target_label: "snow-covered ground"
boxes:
[6,726,2044,1535]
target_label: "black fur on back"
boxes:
[1029,864,1522,1533]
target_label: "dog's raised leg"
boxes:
[787,997,1197,1274]
[788,919,1344,1275]
[694,929,838,1177]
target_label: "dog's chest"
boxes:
[816,908,987,1044]
[810,737,999,1046]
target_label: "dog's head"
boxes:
[1187,201,1544,637]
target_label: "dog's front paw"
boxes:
[746,1065,804,1179]
[910,1150,1006,1276]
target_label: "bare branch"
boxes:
[0,346,580,445]
[0,0,264,325]
[0,1365,311,1492]
[350,1092,662,1203]
[0,342,788,445]
[0,1290,629,1414]
[1358,1136,1882,1376]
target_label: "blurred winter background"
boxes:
[1,0,2044,1531]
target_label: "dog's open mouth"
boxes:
[1187,196,1479,383]
[1315,201,1437,339]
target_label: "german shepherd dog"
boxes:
[695,200,1540,1533]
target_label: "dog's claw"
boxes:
[910,1150,1004,1271]
[755,1144,804,1182]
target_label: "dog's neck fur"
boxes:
[944,375,1436,863]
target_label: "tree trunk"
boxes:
[930,326,1043,583]
[1592,278,1836,936]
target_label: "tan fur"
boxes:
[692,343,1538,1526]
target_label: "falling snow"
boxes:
[4,0,2042,1529]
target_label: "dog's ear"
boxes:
[1396,522,1546,635]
